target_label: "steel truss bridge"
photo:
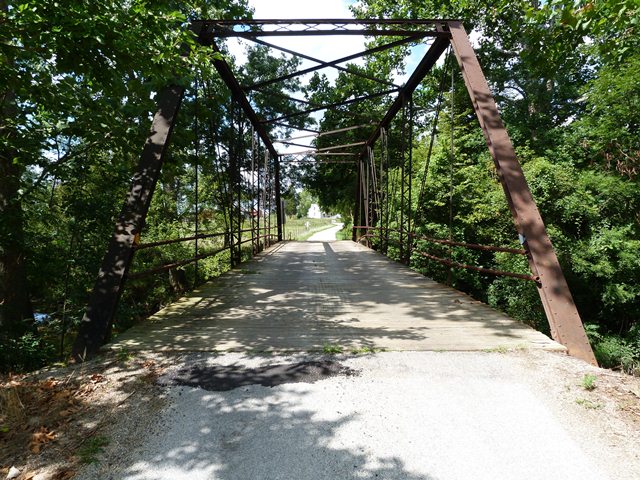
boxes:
[71,19,596,365]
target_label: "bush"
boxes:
[586,325,640,375]
[0,333,56,374]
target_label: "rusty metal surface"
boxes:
[415,251,539,282]
[196,19,454,38]
[72,84,186,359]
[448,21,596,365]
[364,37,450,150]
[409,233,527,255]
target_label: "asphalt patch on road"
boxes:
[159,360,358,391]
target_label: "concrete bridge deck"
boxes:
[109,241,564,353]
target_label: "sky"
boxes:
[227,0,367,82]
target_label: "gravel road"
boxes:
[306,223,343,241]
[78,350,640,480]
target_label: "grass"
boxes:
[115,349,134,363]
[322,343,343,354]
[78,435,110,464]
[575,398,603,410]
[581,373,597,391]
[322,344,384,355]
[350,346,384,355]
[284,217,338,241]
[483,343,529,354]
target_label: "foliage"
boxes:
[571,51,640,178]
[322,343,343,354]
[296,189,319,219]
[1,0,639,375]
[581,373,597,391]
[588,326,640,374]
[0,332,55,373]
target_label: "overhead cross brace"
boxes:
[248,38,400,88]
[244,36,424,92]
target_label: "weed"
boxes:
[323,343,343,354]
[115,349,134,362]
[593,334,639,373]
[483,344,528,354]
[78,435,109,464]
[581,373,597,391]
[484,345,509,354]
[350,346,383,355]
[575,398,603,410]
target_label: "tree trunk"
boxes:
[0,92,35,339]
[1,0,35,339]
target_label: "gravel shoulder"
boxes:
[66,350,640,480]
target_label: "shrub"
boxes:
[0,333,56,374]
[593,335,639,374]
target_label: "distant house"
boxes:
[307,203,322,219]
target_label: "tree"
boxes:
[0,0,250,364]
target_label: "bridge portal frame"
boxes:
[72,19,596,365]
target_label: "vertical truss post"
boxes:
[236,118,243,264]
[448,21,596,365]
[382,128,390,253]
[250,128,257,253]
[406,97,414,264]
[376,142,384,250]
[71,85,185,360]
[193,78,200,286]
[399,98,413,264]
[275,154,283,241]
[367,145,380,244]
[363,154,370,246]
[352,158,362,242]
[228,105,238,267]
[261,149,267,248]
[256,145,262,251]
[266,150,271,247]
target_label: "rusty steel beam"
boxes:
[274,155,283,241]
[200,18,450,26]
[206,40,279,159]
[270,121,319,133]
[364,36,450,150]
[414,251,539,282]
[213,30,448,38]
[72,84,185,360]
[448,21,596,365]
